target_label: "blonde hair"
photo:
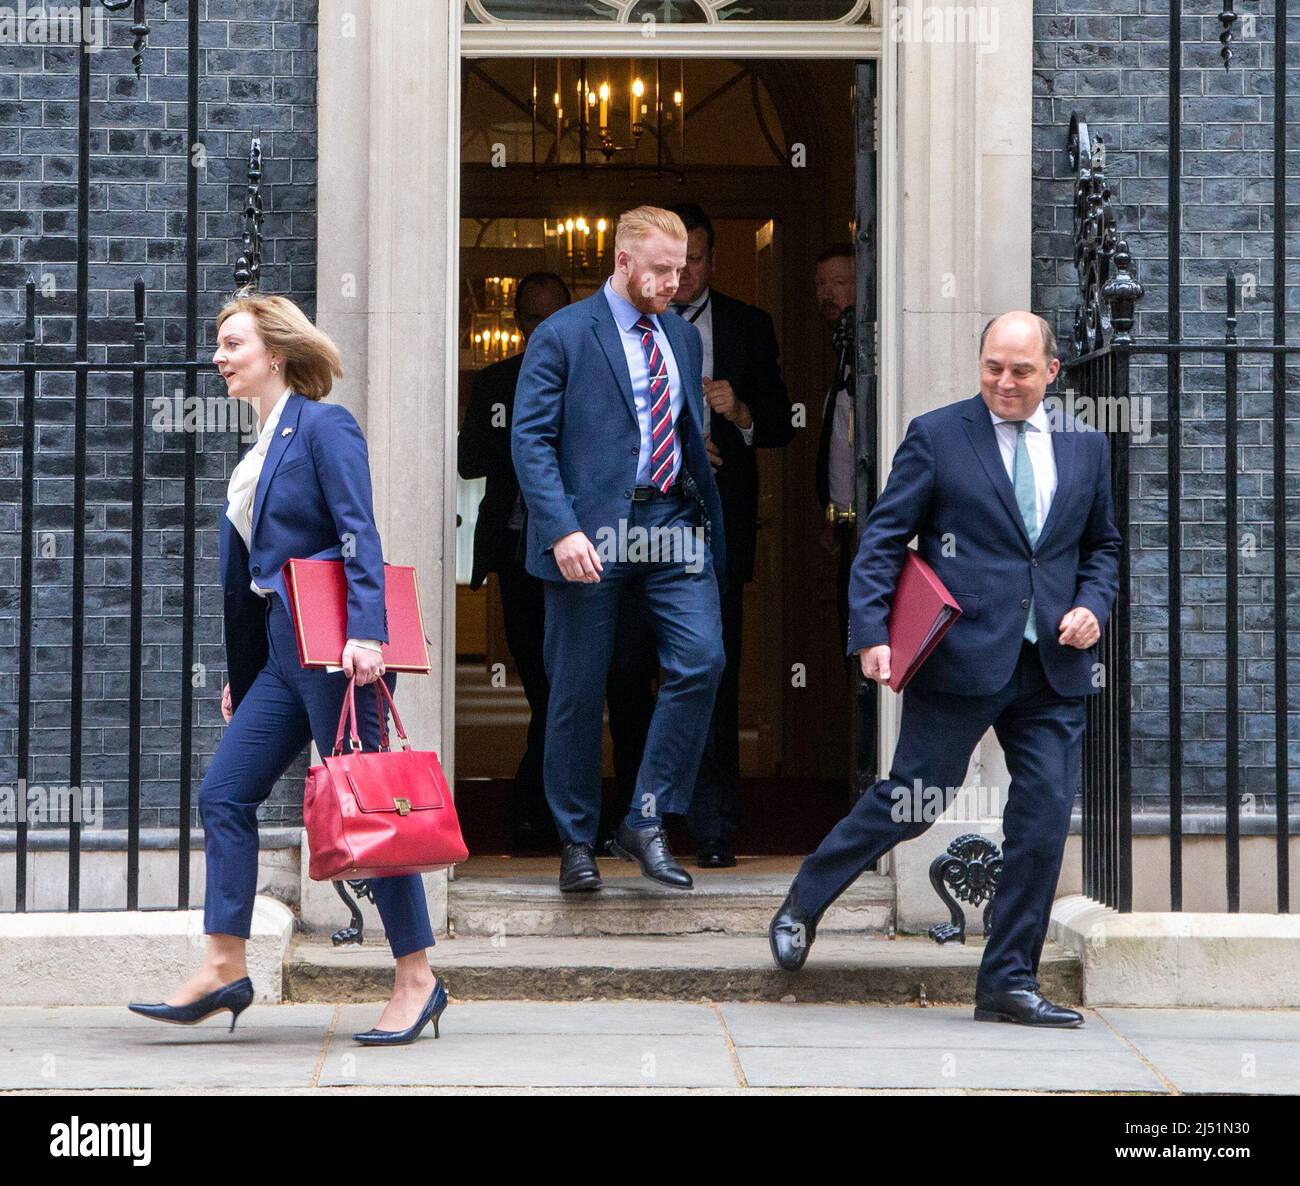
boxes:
[215,290,343,400]
[614,205,687,256]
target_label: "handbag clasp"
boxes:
[394,797,411,815]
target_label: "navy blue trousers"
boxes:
[542,495,726,845]
[199,594,435,959]
[792,638,1086,995]
[686,572,744,846]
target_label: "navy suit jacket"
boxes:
[846,392,1122,698]
[219,392,389,711]
[510,288,726,586]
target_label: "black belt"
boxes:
[631,483,684,501]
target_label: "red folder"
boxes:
[885,551,962,692]
[281,558,432,673]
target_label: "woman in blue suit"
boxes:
[128,293,446,1045]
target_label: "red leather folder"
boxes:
[885,550,962,692]
[281,558,432,673]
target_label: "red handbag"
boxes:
[303,677,468,881]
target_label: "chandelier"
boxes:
[531,59,686,180]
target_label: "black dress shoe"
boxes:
[769,883,818,972]
[610,822,693,889]
[558,842,603,892]
[697,842,736,869]
[974,988,1084,1028]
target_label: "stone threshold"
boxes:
[285,932,1082,1005]
[1050,894,1300,1007]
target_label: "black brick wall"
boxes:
[2,1,1295,840]
[1033,0,1300,813]
[0,0,318,831]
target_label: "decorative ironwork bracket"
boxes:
[1218,2,1237,69]
[234,137,264,291]
[331,879,375,946]
[1067,112,1144,356]
[101,0,153,80]
[927,833,1003,945]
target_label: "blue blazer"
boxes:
[847,392,1122,698]
[509,289,726,586]
[219,392,389,710]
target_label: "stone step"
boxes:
[444,857,894,937]
[284,933,1082,1005]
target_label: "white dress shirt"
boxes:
[604,278,685,488]
[826,354,855,509]
[670,287,754,446]
[988,398,1058,537]
[224,387,381,661]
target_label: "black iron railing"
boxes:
[1,3,263,913]
[1064,53,1294,911]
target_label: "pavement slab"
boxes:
[0,1000,1295,1094]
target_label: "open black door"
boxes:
[850,58,880,803]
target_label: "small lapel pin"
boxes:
[281,426,293,437]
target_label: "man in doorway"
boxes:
[511,206,726,893]
[770,312,1121,1028]
[812,242,858,655]
[458,272,656,854]
[663,201,795,867]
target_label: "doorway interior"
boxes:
[452,56,869,856]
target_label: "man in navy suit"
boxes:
[511,205,727,893]
[769,311,1122,1028]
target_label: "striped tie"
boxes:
[635,314,677,493]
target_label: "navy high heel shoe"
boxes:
[128,976,255,1032]
[352,978,448,1046]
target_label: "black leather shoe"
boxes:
[559,842,603,892]
[697,842,736,869]
[769,884,818,972]
[610,822,693,889]
[128,975,255,1032]
[974,988,1084,1028]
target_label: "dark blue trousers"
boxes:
[541,495,726,845]
[792,638,1086,995]
[199,594,435,959]
[687,572,743,846]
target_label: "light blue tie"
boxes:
[1013,420,1039,643]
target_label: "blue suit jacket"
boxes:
[219,392,389,710]
[510,288,726,585]
[847,392,1122,698]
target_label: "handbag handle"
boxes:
[371,676,411,752]
[332,677,362,756]
[332,675,408,756]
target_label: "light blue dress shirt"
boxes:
[603,277,685,487]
